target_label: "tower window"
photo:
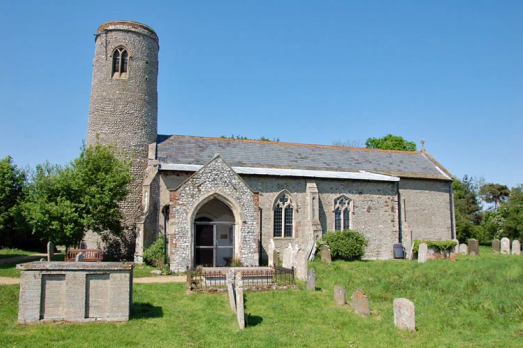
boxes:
[112,47,129,79]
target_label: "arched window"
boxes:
[274,193,294,238]
[334,196,351,231]
[112,47,129,79]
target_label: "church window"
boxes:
[334,196,351,231]
[112,47,129,79]
[274,193,294,238]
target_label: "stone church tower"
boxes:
[86,21,159,258]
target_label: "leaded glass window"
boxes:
[112,47,129,79]
[274,193,294,238]
[334,196,351,231]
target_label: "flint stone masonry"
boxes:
[501,238,510,255]
[17,262,133,324]
[393,298,415,332]
[334,285,346,305]
[418,243,428,263]
[352,289,371,316]
[468,239,479,256]
[492,239,500,254]
[513,240,521,255]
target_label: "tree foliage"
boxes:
[479,183,510,210]
[497,185,523,240]
[23,143,132,247]
[365,134,417,151]
[453,176,482,242]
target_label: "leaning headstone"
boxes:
[393,298,415,332]
[235,272,245,329]
[492,239,500,254]
[451,239,459,254]
[46,242,54,262]
[75,252,84,262]
[334,285,346,305]
[459,243,468,255]
[320,245,332,265]
[418,243,428,263]
[512,240,520,256]
[468,239,479,256]
[227,268,236,313]
[352,289,371,316]
[268,239,275,267]
[307,268,316,291]
[282,244,293,269]
[501,237,510,255]
[296,250,307,281]
[273,250,280,268]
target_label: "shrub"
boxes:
[412,239,457,253]
[318,229,367,260]
[143,235,166,269]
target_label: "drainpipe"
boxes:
[449,181,456,240]
[258,207,263,265]
[397,181,402,244]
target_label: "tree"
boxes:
[479,183,510,210]
[0,156,27,247]
[498,185,523,240]
[453,176,482,242]
[365,134,417,151]
[24,143,132,247]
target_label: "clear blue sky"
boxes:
[0,1,521,188]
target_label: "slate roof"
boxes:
[156,135,453,180]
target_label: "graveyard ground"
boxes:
[0,246,521,347]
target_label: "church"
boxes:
[85,21,455,272]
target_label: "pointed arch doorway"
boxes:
[194,198,236,267]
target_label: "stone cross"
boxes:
[352,289,370,316]
[235,272,245,329]
[418,243,428,263]
[512,240,520,256]
[47,242,54,262]
[282,244,293,269]
[320,245,332,265]
[393,298,415,332]
[459,243,468,255]
[501,237,510,255]
[307,268,315,291]
[334,285,346,305]
[468,239,479,256]
[273,250,280,268]
[75,252,84,262]
[268,239,275,267]
[492,239,500,254]
[295,250,307,281]
[227,268,236,313]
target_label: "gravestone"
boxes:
[459,243,468,255]
[492,239,500,254]
[512,240,520,256]
[501,237,510,255]
[468,239,479,256]
[352,289,370,316]
[334,285,346,305]
[227,268,236,313]
[235,272,245,329]
[75,252,84,262]
[451,239,459,254]
[291,245,299,269]
[296,250,307,281]
[282,244,293,269]
[307,268,316,291]
[304,240,315,261]
[273,250,280,268]
[393,298,415,332]
[268,239,275,267]
[320,245,332,265]
[418,243,428,263]
[46,242,54,262]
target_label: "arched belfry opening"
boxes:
[193,197,237,267]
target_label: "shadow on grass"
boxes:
[247,314,263,327]
[132,302,164,319]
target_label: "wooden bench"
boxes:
[65,249,104,262]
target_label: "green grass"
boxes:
[0,248,42,259]
[0,246,522,347]
[133,263,163,278]
[0,253,64,278]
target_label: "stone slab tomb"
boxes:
[17,262,134,324]
[501,238,511,255]
[512,240,521,256]
[468,239,479,256]
[393,298,415,332]
[352,289,370,316]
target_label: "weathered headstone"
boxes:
[512,240,520,256]
[393,298,415,332]
[273,250,280,267]
[304,240,315,261]
[75,252,84,262]
[291,245,300,269]
[46,242,54,262]
[235,272,245,329]
[451,239,459,254]
[352,289,370,316]
[501,237,510,255]
[296,250,307,281]
[418,243,428,263]
[268,239,275,267]
[492,239,500,254]
[468,239,479,256]
[459,243,468,255]
[227,268,236,313]
[320,245,332,265]
[307,268,316,291]
[334,285,346,305]
[282,244,293,269]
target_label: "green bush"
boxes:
[318,229,367,260]
[143,235,166,269]
[412,239,457,253]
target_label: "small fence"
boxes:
[187,266,294,291]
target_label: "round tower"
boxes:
[86,21,159,257]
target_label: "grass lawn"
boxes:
[0,248,43,260]
[0,253,65,278]
[0,246,522,347]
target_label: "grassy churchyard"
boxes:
[0,246,522,347]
